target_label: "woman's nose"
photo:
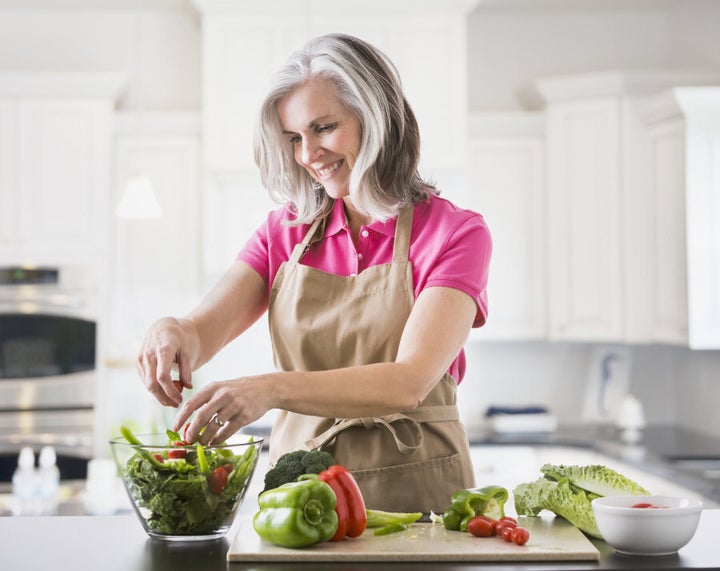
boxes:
[300,136,321,165]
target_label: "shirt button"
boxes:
[350,272,357,277]
[358,253,363,261]
[360,230,369,238]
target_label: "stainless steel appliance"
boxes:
[0,266,99,484]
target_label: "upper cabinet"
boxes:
[467,112,547,341]
[638,88,720,349]
[107,111,202,363]
[525,71,720,347]
[0,72,125,265]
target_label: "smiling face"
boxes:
[277,77,362,201]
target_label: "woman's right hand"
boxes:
[137,316,196,408]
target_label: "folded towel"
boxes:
[485,405,549,417]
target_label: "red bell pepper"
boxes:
[318,465,367,540]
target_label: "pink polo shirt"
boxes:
[236,194,492,383]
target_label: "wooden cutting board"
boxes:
[227,514,600,562]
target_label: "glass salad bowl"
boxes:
[110,430,263,541]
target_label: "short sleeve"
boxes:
[423,214,492,327]
[236,217,271,282]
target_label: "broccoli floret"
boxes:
[301,450,335,474]
[262,449,335,493]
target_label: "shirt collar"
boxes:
[324,199,400,238]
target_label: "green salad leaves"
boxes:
[513,463,651,538]
[119,427,258,536]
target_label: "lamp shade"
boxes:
[116,174,162,219]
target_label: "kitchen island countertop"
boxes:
[1,510,719,571]
[465,423,720,506]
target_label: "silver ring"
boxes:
[213,414,225,427]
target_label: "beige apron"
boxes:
[267,203,475,513]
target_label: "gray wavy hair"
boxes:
[253,33,436,224]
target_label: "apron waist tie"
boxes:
[305,404,459,456]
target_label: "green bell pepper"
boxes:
[253,477,338,548]
[442,485,509,532]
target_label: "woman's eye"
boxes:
[318,124,336,134]
[289,134,301,144]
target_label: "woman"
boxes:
[137,33,491,513]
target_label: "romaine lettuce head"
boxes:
[540,463,651,497]
[513,477,602,538]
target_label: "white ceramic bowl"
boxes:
[592,495,703,556]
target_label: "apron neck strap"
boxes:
[288,216,325,266]
[392,204,414,263]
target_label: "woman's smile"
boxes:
[315,159,344,181]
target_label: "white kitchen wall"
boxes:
[467,0,720,111]
[459,341,683,430]
[1,0,719,440]
[0,3,200,112]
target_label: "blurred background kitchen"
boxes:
[1,0,719,515]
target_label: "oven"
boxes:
[0,266,98,485]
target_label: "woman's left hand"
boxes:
[172,376,271,445]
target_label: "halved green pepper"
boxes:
[442,485,509,532]
[253,477,338,548]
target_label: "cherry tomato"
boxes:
[499,526,515,542]
[468,516,495,538]
[511,526,530,546]
[168,443,187,459]
[500,516,518,525]
[632,502,666,509]
[152,453,164,463]
[222,463,235,473]
[476,515,500,535]
[495,519,517,539]
[182,423,192,443]
[209,466,228,494]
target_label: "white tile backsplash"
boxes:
[459,341,720,440]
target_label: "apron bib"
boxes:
[267,204,475,513]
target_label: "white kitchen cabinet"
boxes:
[528,70,720,344]
[466,113,547,341]
[109,112,202,357]
[0,72,125,265]
[638,88,720,349]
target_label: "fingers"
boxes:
[136,319,187,408]
[137,352,177,408]
[172,381,258,445]
[172,385,217,439]
[155,350,183,407]
[177,349,193,390]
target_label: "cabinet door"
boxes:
[202,14,305,171]
[16,99,113,257]
[467,128,546,340]
[646,119,689,343]
[546,98,624,341]
[0,98,14,249]
[111,133,201,348]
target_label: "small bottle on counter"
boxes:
[37,446,60,515]
[12,447,39,516]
